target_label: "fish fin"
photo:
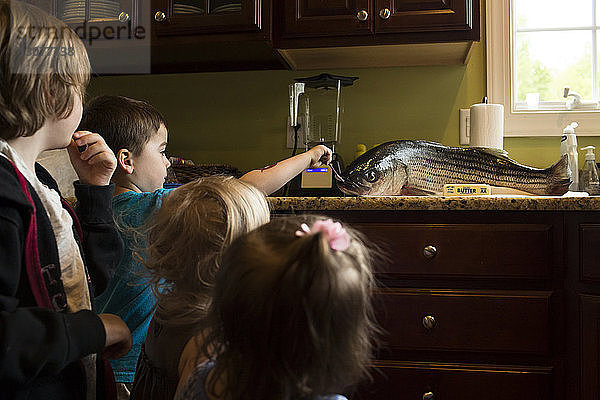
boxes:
[471,147,510,158]
[545,153,572,195]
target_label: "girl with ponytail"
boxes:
[176,214,380,400]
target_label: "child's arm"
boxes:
[177,334,208,394]
[239,145,332,195]
[66,131,123,296]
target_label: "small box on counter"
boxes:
[443,184,491,196]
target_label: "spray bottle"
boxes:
[561,122,579,191]
[580,146,600,195]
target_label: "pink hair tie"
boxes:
[295,219,350,251]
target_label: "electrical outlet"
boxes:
[286,116,304,148]
[459,108,470,145]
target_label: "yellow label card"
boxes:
[443,184,491,196]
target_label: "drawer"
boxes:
[355,361,553,400]
[580,224,600,282]
[353,223,553,279]
[376,289,552,355]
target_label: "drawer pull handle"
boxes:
[423,392,434,400]
[423,245,437,258]
[379,8,391,20]
[356,9,369,21]
[422,315,436,329]
[154,11,166,22]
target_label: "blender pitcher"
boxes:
[290,73,358,154]
[289,74,358,190]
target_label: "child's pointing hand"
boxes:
[68,131,117,186]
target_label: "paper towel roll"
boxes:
[470,103,504,150]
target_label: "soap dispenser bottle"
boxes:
[561,122,579,191]
[580,146,600,195]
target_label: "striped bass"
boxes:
[336,140,571,196]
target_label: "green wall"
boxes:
[88,59,485,172]
[87,12,600,172]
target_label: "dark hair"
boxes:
[78,95,167,155]
[202,214,379,400]
[0,0,90,139]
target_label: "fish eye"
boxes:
[365,170,379,183]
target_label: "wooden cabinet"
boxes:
[278,0,478,42]
[580,294,600,400]
[24,0,481,72]
[275,0,480,69]
[148,0,279,73]
[24,0,284,73]
[150,0,285,73]
[565,214,600,399]
[276,209,570,400]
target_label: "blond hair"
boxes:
[146,175,270,328]
[0,0,90,139]
[203,214,380,400]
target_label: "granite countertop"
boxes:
[268,195,600,211]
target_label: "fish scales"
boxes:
[337,140,571,196]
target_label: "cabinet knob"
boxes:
[423,245,437,258]
[423,392,435,400]
[379,8,391,20]
[356,9,369,21]
[422,315,436,329]
[154,11,166,22]
[118,11,130,23]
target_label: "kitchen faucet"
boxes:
[563,86,599,110]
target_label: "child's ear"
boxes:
[116,149,135,174]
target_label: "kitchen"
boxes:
[24,0,600,399]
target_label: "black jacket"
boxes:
[0,156,123,399]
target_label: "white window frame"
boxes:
[487,0,600,137]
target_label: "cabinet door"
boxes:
[374,0,478,38]
[280,0,373,37]
[581,294,600,400]
[58,0,135,25]
[22,0,149,74]
[152,0,264,36]
[23,0,137,25]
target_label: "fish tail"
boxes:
[545,154,572,195]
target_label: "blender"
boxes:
[288,73,358,196]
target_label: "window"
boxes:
[487,0,600,136]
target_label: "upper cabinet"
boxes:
[277,0,479,43]
[24,0,480,73]
[274,0,480,69]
